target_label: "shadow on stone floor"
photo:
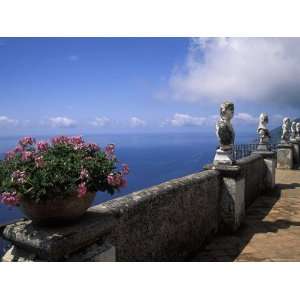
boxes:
[189,186,292,262]
[276,182,300,190]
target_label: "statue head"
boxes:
[283,117,291,126]
[220,101,234,121]
[291,121,297,131]
[259,113,268,126]
[296,122,300,132]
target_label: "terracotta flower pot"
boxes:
[19,192,96,225]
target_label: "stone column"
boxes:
[276,143,294,169]
[204,164,245,232]
[252,150,276,190]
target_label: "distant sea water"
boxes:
[0,132,253,256]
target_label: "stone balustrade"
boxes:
[1,147,285,262]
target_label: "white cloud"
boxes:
[169,38,300,105]
[129,117,146,128]
[0,116,18,127]
[49,117,77,128]
[91,117,111,127]
[234,112,257,124]
[165,113,206,127]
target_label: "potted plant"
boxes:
[0,136,129,224]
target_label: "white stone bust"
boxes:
[216,101,235,151]
[281,117,291,143]
[290,121,297,141]
[257,113,270,144]
[296,122,300,139]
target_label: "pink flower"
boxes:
[37,141,49,152]
[77,182,87,198]
[14,145,23,153]
[21,151,33,161]
[87,143,100,152]
[52,136,69,145]
[5,145,26,160]
[73,144,87,151]
[122,164,129,175]
[105,144,116,160]
[80,168,89,181]
[69,136,84,145]
[11,170,27,184]
[0,192,20,206]
[19,136,35,147]
[107,173,126,188]
[107,174,115,186]
[5,150,15,160]
[35,156,45,168]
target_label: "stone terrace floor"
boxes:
[191,169,300,262]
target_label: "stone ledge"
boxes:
[203,163,241,178]
[252,150,276,159]
[3,209,117,261]
[236,153,263,166]
[277,143,293,149]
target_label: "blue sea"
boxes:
[0,132,253,256]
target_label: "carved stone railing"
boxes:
[233,143,277,160]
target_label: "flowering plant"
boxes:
[0,136,129,206]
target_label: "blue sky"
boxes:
[0,37,300,136]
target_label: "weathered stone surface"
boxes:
[252,151,276,190]
[2,241,115,262]
[205,164,245,232]
[1,245,38,262]
[236,154,265,207]
[103,170,221,261]
[2,170,221,262]
[3,211,117,261]
[277,144,293,169]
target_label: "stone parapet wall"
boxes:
[103,170,221,261]
[1,151,278,262]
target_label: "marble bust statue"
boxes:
[213,101,235,165]
[290,121,297,141]
[257,113,270,145]
[296,122,300,140]
[216,101,235,151]
[281,117,291,144]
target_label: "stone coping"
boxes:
[277,143,293,149]
[3,209,117,260]
[252,150,276,159]
[236,153,263,166]
[204,163,241,178]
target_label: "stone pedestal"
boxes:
[204,164,245,232]
[252,150,276,190]
[257,143,270,151]
[291,141,300,167]
[1,210,117,262]
[213,148,234,165]
[276,143,293,169]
